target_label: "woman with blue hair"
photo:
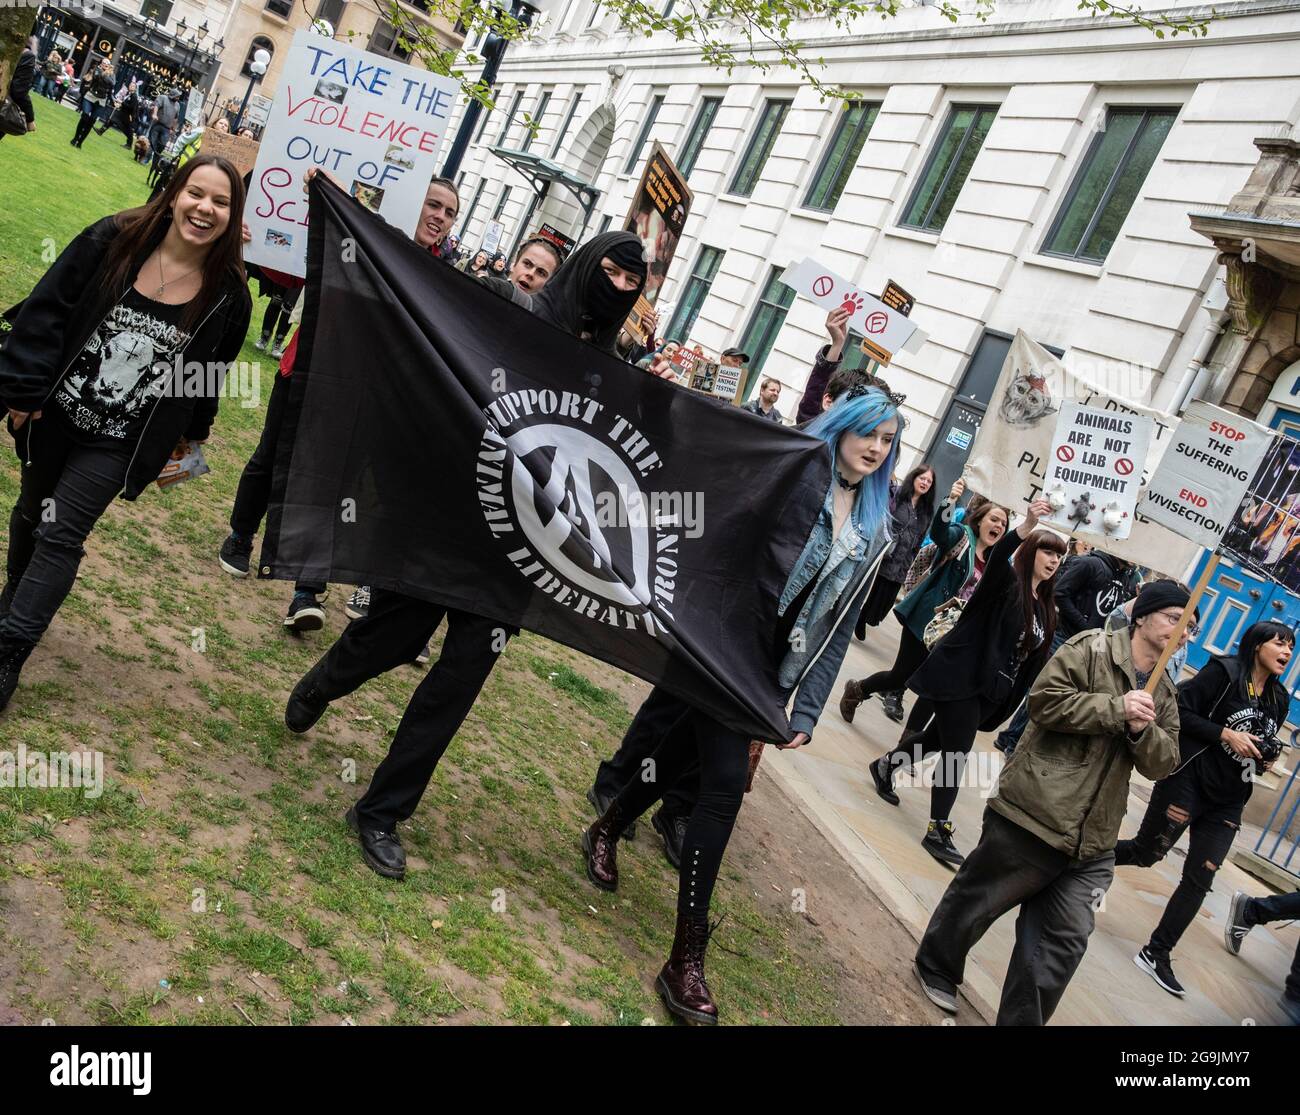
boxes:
[581,384,901,1024]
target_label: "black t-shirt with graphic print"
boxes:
[53,288,192,446]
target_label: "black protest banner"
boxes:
[261,177,830,740]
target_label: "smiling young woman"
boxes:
[0,155,252,712]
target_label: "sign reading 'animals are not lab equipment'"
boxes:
[1042,402,1153,541]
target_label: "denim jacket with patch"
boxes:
[777,485,891,739]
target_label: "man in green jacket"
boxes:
[913,580,1186,1024]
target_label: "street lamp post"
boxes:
[233,48,270,133]
[440,0,554,180]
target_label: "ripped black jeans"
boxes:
[1115,765,1243,960]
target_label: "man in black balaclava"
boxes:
[284,229,648,882]
[477,229,646,353]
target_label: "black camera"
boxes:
[1256,735,1285,765]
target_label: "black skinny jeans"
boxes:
[259,286,300,345]
[2,415,132,646]
[229,371,323,595]
[610,687,750,919]
[1114,762,1242,960]
[885,693,995,822]
[594,684,699,820]
[856,624,928,697]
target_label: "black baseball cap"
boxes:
[722,348,750,363]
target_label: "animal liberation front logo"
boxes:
[476,386,682,636]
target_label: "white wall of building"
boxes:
[446,0,1300,470]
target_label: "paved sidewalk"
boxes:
[764,615,1299,1026]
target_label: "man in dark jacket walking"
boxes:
[995,546,1141,754]
[913,581,1184,1024]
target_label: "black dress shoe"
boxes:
[652,807,688,869]
[585,784,636,841]
[285,661,330,733]
[346,805,406,879]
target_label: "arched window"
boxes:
[241,36,274,82]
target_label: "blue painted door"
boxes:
[1185,407,1300,724]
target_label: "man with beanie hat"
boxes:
[913,579,1184,1024]
[285,230,648,881]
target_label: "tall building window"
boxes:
[666,246,724,342]
[586,1,602,28]
[264,0,293,17]
[368,18,411,62]
[729,98,791,197]
[459,179,488,238]
[900,104,998,233]
[497,90,524,146]
[738,266,795,389]
[677,96,720,178]
[519,91,550,152]
[551,92,581,156]
[804,100,880,212]
[474,87,499,144]
[315,0,346,25]
[492,187,511,220]
[598,214,614,234]
[1042,107,1178,264]
[624,93,664,174]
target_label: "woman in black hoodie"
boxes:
[1117,619,1292,998]
[873,501,1065,867]
[0,155,251,710]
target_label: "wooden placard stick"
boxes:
[1144,552,1220,694]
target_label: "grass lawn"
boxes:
[0,100,860,1026]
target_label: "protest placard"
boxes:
[199,130,260,177]
[244,30,457,277]
[964,330,1198,576]
[482,220,505,255]
[623,141,693,344]
[1040,402,1152,541]
[779,257,926,365]
[537,223,575,261]
[667,348,741,402]
[1140,401,1272,551]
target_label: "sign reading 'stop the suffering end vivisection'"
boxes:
[1042,402,1153,541]
[1140,401,1272,551]
[244,30,458,276]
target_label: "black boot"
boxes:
[581,799,628,891]
[870,754,900,806]
[651,807,687,869]
[585,784,637,841]
[922,820,965,868]
[656,912,718,1025]
[285,659,331,733]
[880,689,906,722]
[0,636,36,712]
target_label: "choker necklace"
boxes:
[834,471,862,492]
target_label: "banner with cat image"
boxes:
[963,330,1198,576]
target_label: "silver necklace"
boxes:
[154,252,201,299]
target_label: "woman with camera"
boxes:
[1117,619,1293,998]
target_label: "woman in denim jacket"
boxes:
[581,385,900,1024]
